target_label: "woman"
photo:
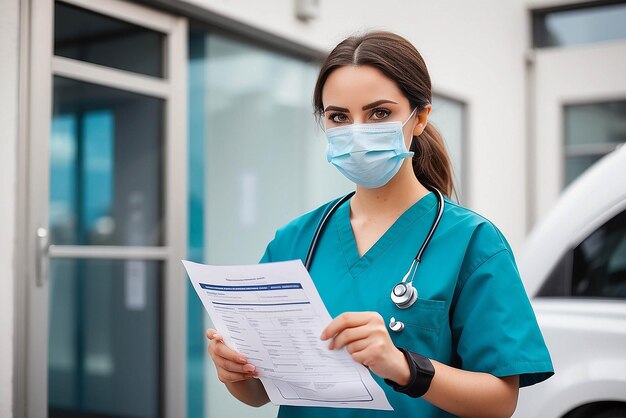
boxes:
[206,31,553,417]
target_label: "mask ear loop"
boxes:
[404,108,419,153]
[402,107,418,128]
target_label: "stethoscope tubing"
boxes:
[305,188,444,278]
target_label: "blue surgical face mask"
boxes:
[325,108,417,189]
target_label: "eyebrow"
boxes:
[324,99,398,113]
[362,99,397,110]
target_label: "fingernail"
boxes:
[320,331,326,340]
[243,364,255,372]
[238,357,247,364]
[328,341,334,350]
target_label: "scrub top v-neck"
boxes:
[259,192,554,418]
[334,191,437,279]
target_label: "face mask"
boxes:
[325,108,417,189]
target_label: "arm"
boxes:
[322,312,519,418]
[423,361,518,418]
[206,329,270,407]
[224,379,270,408]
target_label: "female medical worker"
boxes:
[206,31,554,417]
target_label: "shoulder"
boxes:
[264,196,346,262]
[441,198,515,277]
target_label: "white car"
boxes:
[514,145,626,418]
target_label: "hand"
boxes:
[206,328,258,384]
[320,312,410,385]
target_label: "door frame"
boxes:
[15,0,188,416]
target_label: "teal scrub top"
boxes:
[259,191,554,418]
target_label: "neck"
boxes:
[350,161,430,219]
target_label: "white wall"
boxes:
[0,0,19,415]
[531,41,626,222]
[184,0,530,250]
[524,0,626,226]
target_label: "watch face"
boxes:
[410,351,436,376]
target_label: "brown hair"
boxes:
[313,31,455,198]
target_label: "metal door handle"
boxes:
[36,227,49,287]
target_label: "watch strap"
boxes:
[384,347,435,398]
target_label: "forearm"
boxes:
[422,360,519,418]
[225,378,270,407]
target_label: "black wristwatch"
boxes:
[384,347,435,398]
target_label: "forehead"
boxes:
[321,65,408,108]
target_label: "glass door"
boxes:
[24,1,187,417]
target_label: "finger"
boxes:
[321,312,369,341]
[206,329,225,343]
[350,346,376,367]
[345,338,370,355]
[213,356,257,374]
[330,324,371,350]
[217,368,254,384]
[213,339,248,364]
[349,342,386,367]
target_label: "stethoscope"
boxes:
[304,187,445,333]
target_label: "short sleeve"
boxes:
[259,236,275,264]
[451,248,554,387]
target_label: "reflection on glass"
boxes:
[188,30,352,418]
[54,2,165,78]
[186,33,208,418]
[430,95,466,201]
[565,101,626,147]
[564,155,603,186]
[48,259,161,418]
[564,100,626,187]
[533,3,626,48]
[50,76,164,246]
[197,32,351,266]
[573,210,626,298]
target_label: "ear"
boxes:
[412,104,432,137]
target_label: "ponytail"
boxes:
[410,122,455,198]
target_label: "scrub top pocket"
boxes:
[377,296,447,359]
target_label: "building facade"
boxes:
[1,0,624,417]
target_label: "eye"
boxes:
[370,108,391,120]
[328,112,349,123]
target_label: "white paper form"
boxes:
[183,259,393,411]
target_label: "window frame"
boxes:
[531,0,626,49]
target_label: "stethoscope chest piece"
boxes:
[390,282,418,309]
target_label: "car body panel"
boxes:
[514,146,626,418]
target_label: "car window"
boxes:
[572,209,626,298]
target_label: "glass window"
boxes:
[48,259,162,417]
[50,76,164,246]
[572,210,626,298]
[533,2,626,48]
[430,95,466,200]
[192,31,350,266]
[563,100,626,187]
[54,1,165,78]
[187,29,352,418]
[536,249,573,298]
